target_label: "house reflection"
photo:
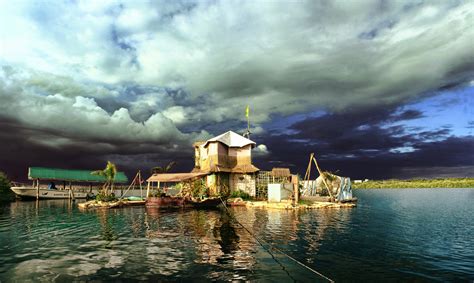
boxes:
[214,212,239,255]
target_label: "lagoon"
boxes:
[0,189,473,281]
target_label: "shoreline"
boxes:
[352,178,474,189]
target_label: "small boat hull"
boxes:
[185,197,222,208]
[145,196,185,208]
[145,196,222,209]
[10,187,88,199]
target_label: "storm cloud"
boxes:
[0,0,473,180]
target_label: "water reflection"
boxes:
[1,189,473,281]
[215,212,239,255]
[97,209,117,243]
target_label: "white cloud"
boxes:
[0,0,473,142]
[253,144,269,156]
[0,67,209,148]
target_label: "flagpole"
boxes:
[245,105,250,139]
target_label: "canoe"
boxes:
[226,197,246,206]
[145,196,185,208]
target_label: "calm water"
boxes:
[0,189,473,282]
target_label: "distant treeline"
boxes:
[353,178,474,189]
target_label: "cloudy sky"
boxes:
[0,0,473,181]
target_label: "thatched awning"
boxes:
[271,168,291,177]
[207,164,259,174]
[147,172,208,183]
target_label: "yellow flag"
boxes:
[245,105,249,118]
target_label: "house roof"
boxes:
[28,167,128,183]
[147,172,208,183]
[271,168,291,177]
[192,164,259,174]
[203,131,256,148]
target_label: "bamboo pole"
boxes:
[302,153,314,195]
[36,179,39,200]
[139,171,143,198]
[120,171,140,200]
[304,153,313,182]
[312,155,334,200]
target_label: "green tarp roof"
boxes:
[28,167,128,183]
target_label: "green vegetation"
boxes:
[298,199,314,205]
[353,178,474,189]
[229,189,251,200]
[191,179,208,198]
[95,191,117,202]
[151,161,176,174]
[92,161,118,199]
[0,171,15,202]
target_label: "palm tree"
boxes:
[151,161,176,174]
[92,161,117,196]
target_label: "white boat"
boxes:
[10,167,130,200]
[10,186,89,199]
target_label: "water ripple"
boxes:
[0,190,473,281]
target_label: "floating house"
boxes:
[147,131,259,197]
[192,131,260,196]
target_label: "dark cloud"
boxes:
[0,117,195,182]
[252,107,474,179]
[1,1,473,181]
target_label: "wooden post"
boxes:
[69,181,75,200]
[292,175,299,206]
[146,181,151,198]
[36,179,39,200]
[139,171,143,198]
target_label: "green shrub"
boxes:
[229,189,251,200]
[0,172,14,202]
[96,191,117,202]
[298,199,313,205]
[191,179,208,198]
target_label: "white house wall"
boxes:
[230,173,256,196]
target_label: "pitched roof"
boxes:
[28,167,128,183]
[271,168,291,177]
[203,131,256,148]
[192,164,260,174]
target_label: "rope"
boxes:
[219,197,333,282]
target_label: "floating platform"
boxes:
[78,199,145,209]
[236,200,356,210]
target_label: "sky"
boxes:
[0,0,473,181]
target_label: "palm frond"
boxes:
[165,161,176,172]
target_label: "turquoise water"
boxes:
[0,189,473,281]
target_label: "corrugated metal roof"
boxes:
[147,172,208,182]
[28,167,128,183]
[203,131,255,148]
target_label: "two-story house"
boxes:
[192,131,259,196]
